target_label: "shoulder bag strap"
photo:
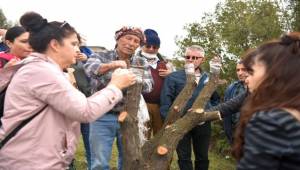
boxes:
[0,104,48,149]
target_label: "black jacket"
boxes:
[208,91,248,118]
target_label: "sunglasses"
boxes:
[145,45,159,50]
[185,55,203,60]
[60,21,69,28]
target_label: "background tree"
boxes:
[175,0,288,86]
[0,9,12,29]
[285,0,300,31]
[174,0,291,155]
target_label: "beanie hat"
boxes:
[115,26,145,45]
[144,29,160,47]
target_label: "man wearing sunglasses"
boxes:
[136,29,175,138]
[160,45,220,170]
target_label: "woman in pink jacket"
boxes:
[0,12,136,169]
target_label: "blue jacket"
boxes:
[0,43,8,52]
[160,69,220,120]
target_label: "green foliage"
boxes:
[0,9,12,29]
[170,57,185,70]
[286,0,300,31]
[175,0,289,90]
[75,138,235,170]
[174,0,293,157]
[211,122,232,155]
[216,0,283,55]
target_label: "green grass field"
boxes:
[74,139,235,170]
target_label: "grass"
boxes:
[75,138,235,170]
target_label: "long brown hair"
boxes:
[232,32,300,159]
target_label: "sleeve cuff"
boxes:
[106,84,123,101]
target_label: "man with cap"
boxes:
[84,26,153,170]
[136,28,175,138]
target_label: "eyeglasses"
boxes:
[145,45,159,50]
[185,55,203,60]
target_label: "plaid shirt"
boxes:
[84,49,153,112]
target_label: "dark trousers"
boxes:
[146,103,163,138]
[223,116,233,145]
[176,122,211,170]
[81,123,91,169]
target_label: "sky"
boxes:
[1,0,223,58]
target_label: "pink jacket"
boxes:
[0,53,123,169]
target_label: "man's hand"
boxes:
[209,56,222,74]
[76,52,88,61]
[158,69,172,77]
[98,60,128,75]
[111,60,127,69]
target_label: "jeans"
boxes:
[90,113,123,170]
[176,122,211,170]
[81,123,91,169]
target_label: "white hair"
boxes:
[185,45,205,57]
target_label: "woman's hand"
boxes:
[109,68,136,90]
[4,58,19,68]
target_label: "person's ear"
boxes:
[48,39,61,52]
[5,40,13,49]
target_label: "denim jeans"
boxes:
[89,113,123,170]
[81,123,91,169]
[176,122,211,170]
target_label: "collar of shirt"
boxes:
[195,72,202,84]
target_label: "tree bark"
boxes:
[120,67,144,169]
[121,70,221,170]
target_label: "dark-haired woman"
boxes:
[0,26,32,68]
[233,32,300,170]
[0,12,136,169]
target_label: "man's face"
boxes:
[184,49,205,68]
[236,63,248,82]
[142,44,159,54]
[116,34,140,57]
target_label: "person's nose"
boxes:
[74,46,80,53]
[245,77,249,85]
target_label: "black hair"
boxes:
[20,11,77,53]
[4,26,27,42]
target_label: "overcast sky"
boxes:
[1,0,223,58]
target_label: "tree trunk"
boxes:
[120,67,145,169]
[121,70,221,170]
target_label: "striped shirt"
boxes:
[84,49,153,112]
[238,108,300,170]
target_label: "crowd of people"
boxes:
[0,11,300,170]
